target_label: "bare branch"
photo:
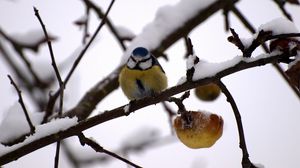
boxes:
[83,6,90,44]
[0,27,56,52]
[230,5,270,53]
[168,91,190,112]
[228,28,245,51]
[82,0,127,50]
[272,0,293,21]
[217,80,257,168]
[161,102,176,134]
[54,142,61,168]
[168,91,192,127]
[184,36,194,58]
[34,7,65,114]
[273,63,300,98]
[0,41,32,89]
[222,0,235,31]
[78,133,142,168]
[231,6,255,33]
[0,27,49,89]
[44,0,115,120]
[7,75,35,133]
[33,8,65,166]
[228,6,300,99]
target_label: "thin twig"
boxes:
[222,0,234,31]
[7,75,35,133]
[161,102,176,134]
[44,0,115,119]
[185,37,199,82]
[272,0,293,21]
[34,7,65,167]
[0,41,50,111]
[217,80,257,168]
[272,63,300,99]
[83,5,90,44]
[168,91,191,127]
[0,28,48,89]
[228,28,245,51]
[0,41,32,89]
[34,7,65,115]
[231,6,255,33]
[34,7,63,88]
[54,141,61,168]
[82,0,127,50]
[184,36,194,58]
[78,133,142,168]
[168,91,190,112]
[230,5,270,53]
[0,27,56,52]
[60,142,81,168]
[229,6,300,99]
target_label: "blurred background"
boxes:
[0,0,300,168]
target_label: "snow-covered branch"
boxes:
[62,0,237,121]
[0,49,294,165]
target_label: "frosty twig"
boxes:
[78,133,142,168]
[7,75,35,134]
[44,0,116,120]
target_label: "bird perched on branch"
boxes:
[119,47,168,100]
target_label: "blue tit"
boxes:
[119,47,168,100]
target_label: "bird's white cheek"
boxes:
[139,60,152,70]
[127,58,136,69]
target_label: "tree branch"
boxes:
[57,0,238,121]
[217,80,257,168]
[228,6,300,99]
[0,27,49,89]
[82,0,127,50]
[44,0,115,121]
[272,0,293,21]
[77,133,142,168]
[0,51,293,165]
[161,102,176,134]
[33,7,65,166]
[0,41,32,89]
[7,75,35,133]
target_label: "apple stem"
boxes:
[168,91,193,128]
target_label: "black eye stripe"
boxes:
[130,56,138,63]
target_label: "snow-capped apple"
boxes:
[194,83,221,101]
[269,38,300,53]
[173,111,223,149]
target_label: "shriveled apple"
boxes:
[173,111,223,149]
[194,83,221,101]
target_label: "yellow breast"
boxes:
[119,65,168,100]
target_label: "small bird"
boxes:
[119,47,168,100]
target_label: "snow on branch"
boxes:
[0,48,293,165]
[228,18,300,58]
[119,0,220,64]
[0,103,43,145]
[61,0,235,122]
[0,117,77,157]
[0,27,56,52]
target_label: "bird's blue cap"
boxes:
[132,47,149,57]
